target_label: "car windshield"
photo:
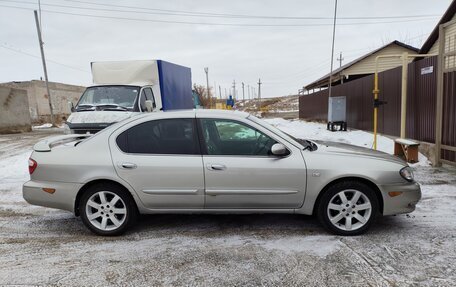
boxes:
[248,115,317,151]
[77,86,139,110]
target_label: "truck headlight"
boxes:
[63,124,73,135]
[400,166,414,182]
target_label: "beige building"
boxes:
[303,41,419,92]
[1,80,85,123]
[0,86,32,134]
[420,0,456,66]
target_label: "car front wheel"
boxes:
[317,181,379,236]
[80,183,137,236]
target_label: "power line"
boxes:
[0,4,439,27]
[0,43,89,73]
[264,28,433,83]
[58,0,440,21]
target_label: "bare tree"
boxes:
[193,84,214,108]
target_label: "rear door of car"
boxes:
[109,115,205,209]
[198,115,307,209]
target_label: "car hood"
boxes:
[67,111,135,124]
[314,140,406,165]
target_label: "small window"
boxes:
[116,119,200,155]
[144,88,156,109]
[200,119,277,156]
[139,90,147,112]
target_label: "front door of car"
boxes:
[109,118,204,209]
[199,118,307,209]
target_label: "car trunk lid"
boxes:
[33,134,92,152]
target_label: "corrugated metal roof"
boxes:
[304,41,419,91]
[420,0,456,54]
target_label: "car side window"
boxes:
[200,119,277,156]
[116,119,200,155]
[139,90,147,112]
[144,88,156,109]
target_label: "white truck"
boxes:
[65,60,193,134]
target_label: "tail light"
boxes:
[28,158,37,174]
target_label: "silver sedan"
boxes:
[23,110,421,236]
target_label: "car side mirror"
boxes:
[271,143,288,156]
[67,101,74,112]
[145,100,153,112]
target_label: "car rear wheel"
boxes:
[317,181,379,236]
[80,183,137,236]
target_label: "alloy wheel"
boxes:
[85,191,127,231]
[326,189,372,231]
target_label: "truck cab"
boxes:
[65,60,193,134]
[66,85,160,134]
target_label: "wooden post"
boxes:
[434,24,445,167]
[400,52,408,139]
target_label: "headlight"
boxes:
[400,166,414,182]
[63,124,73,135]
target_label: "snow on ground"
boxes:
[32,123,53,129]
[0,120,455,286]
[32,123,66,129]
[0,151,31,212]
[265,118,431,166]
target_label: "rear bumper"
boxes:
[23,180,82,213]
[379,181,421,215]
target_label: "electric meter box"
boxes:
[328,96,346,122]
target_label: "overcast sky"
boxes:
[0,0,452,98]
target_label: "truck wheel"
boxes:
[317,181,379,236]
[80,183,137,236]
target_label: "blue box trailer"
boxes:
[65,60,194,134]
[156,60,193,110]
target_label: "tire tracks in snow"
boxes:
[339,239,394,286]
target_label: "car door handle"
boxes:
[120,162,137,169]
[207,164,226,171]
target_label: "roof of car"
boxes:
[194,109,250,118]
[129,109,251,123]
[156,109,251,118]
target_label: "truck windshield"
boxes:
[77,86,139,111]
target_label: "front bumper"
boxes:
[23,180,83,213]
[379,181,421,215]
[65,122,113,134]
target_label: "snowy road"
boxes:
[0,121,455,286]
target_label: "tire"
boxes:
[317,181,379,236]
[80,183,137,236]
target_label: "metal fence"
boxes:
[441,70,456,162]
[299,56,439,143]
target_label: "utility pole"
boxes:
[224,88,227,98]
[242,82,245,101]
[257,78,262,111]
[204,67,210,108]
[34,10,55,126]
[213,81,217,104]
[337,52,344,68]
[38,0,42,31]
[232,80,236,100]
[327,0,338,100]
[219,85,222,99]
[247,84,250,100]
